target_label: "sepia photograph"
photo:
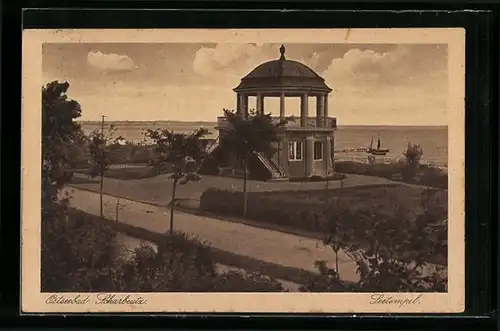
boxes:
[21,28,465,313]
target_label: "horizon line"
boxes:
[77,120,447,127]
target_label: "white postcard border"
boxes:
[21,28,465,313]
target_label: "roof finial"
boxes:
[279,45,286,60]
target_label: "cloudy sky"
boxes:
[42,42,448,125]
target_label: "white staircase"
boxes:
[254,152,288,181]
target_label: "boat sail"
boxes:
[367,136,390,155]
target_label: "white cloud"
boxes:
[321,45,446,91]
[191,43,324,87]
[87,51,137,71]
[192,43,274,85]
[323,47,401,88]
[72,44,448,125]
[314,45,448,125]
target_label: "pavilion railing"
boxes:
[216,116,337,130]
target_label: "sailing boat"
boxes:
[367,136,390,155]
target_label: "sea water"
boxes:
[80,121,448,167]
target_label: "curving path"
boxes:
[64,187,361,283]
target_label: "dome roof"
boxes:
[244,59,321,79]
[234,45,332,94]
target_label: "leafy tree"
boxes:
[42,80,83,208]
[220,109,287,216]
[402,143,424,181]
[144,128,208,234]
[88,123,116,217]
[41,81,118,291]
[305,187,447,292]
[360,191,446,292]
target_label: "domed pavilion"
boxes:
[213,45,337,180]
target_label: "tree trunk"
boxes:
[99,115,105,218]
[335,250,340,279]
[99,171,104,218]
[243,154,248,217]
[115,197,120,224]
[170,178,178,234]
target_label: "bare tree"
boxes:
[144,128,208,234]
[88,117,115,218]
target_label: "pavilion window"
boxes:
[313,141,323,160]
[289,141,303,161]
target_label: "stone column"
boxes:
[256,94,264,114]
[324,94,329,126]
[300,93,309,127]
[279,92,285,120]
[324,136,332,176]
[306,136,314,177]
[239,94,248,118]
[236,93,241,116]
[316,94,325,127]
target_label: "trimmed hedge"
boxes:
[289,173,347,182]
[200,187,344,233]
[200,185,447,235]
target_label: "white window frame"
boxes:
[288,141,303,161]
[313,140,324,161]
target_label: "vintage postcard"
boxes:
[21,28,465,313]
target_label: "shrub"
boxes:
[208,271,285,292]
[42,208,286,292]
[66,142,90,168]
[403,143,424,165]
[300,260,357,292]
[402,143,424,180]
[199,156,220,175]
[41,207,119,292]
[118,232,216,292]
[119,232,285,292]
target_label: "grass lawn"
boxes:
[335,161,448,189]
[70,172,402,207]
